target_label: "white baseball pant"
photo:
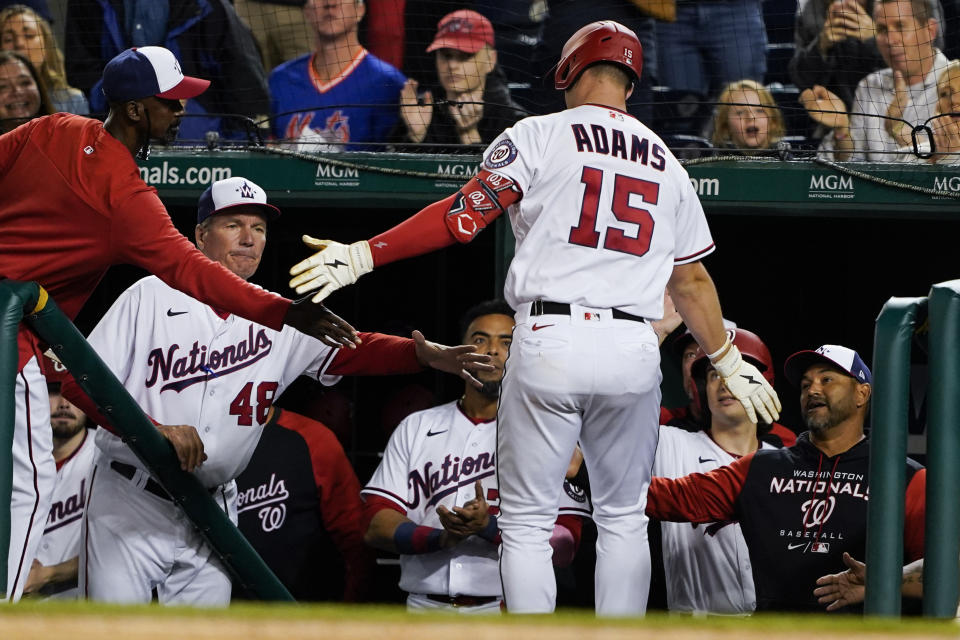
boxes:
[497,304,662,616]
[7,357,56,602]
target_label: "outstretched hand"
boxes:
[814,552,866,611]
[284,298,361,349]
[412,330,494,389]
[288,236,374,303]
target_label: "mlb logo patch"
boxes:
[583,312,601,321]
[810,542,830,553]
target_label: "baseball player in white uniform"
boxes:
[23,362,95,599]
[361,301,591,613]
[69,177,490,606]
[653,328,778,615]
[285,20,780,615]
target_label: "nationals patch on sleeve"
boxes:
[484,138,519,169]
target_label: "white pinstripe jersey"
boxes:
[363,400,591,597]
[652,426,775,614]
[481,104,715,320]
[88,276,341,488]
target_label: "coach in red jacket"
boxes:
[647,345,926,612]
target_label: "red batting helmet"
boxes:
[554,21,643,90]
[689,328,775,425]
[690,328,775,385]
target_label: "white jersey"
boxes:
[652,426,774,614]
[481,104,714,320]
[34,429,96,598]
[88,276,341,487]
[847,50,949,162]
[362,400,591,597]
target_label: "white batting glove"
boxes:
[710,339,782,424]
[288,236,374,303]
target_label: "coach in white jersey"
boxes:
[286,20,780,615]
[73,177,490,606]
[653,328,779,615]
[23,364,94,598]
[361,301,591,613]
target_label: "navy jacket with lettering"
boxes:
[235,408,375,601]
[647,432,926,612]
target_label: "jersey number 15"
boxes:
[569,166,658,257]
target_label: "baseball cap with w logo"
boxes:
[197,177,281,224]
[784,344,872,386]
[427,10,495,54]
[101,46,210,103]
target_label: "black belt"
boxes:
[530,300,648,323]
[109,461,220,502]
[425,593,499,607]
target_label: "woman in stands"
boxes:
[0,50,53,134]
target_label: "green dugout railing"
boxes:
[868,280,960,617]
[0,280,292,601]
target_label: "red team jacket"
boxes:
[0,114,289,370]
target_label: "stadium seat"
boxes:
[652,87,712,136]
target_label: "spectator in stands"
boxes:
[790,0,945,111]
[888,58,960,162]
[393,10,526,150]
[654,0,766,102]
[234,0,312,71]
[269,0,406,151]
[0,49,52,133]
[646,344,926,612]
[801,0,948,161]
[235,407,376,602]
[64,0,269,140]
[710,79,788,156]
[652,329,783,614]
[0,4,88,114]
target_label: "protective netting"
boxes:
[2,0,959,168]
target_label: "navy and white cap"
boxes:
[102,46,210,103]
[197,177,281,224]
[784,345,872,386]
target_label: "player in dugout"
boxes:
[0,44,359,602]
[645,345,926,612]
[62,176,491,606]
[361,299,591,613]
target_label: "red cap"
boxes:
[427,10,495,54]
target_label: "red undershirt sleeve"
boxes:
[903,468,926,561]
[646,453,752,522]
[360,494,406,534]
[327,332,422,376]
[367,194,460,266]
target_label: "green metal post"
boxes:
[866,296,925,616]
[0,280,43,598]
[20,286,292,601]
[924,281,960,617]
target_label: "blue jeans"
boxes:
[656,0,768,97]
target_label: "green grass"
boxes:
[0,600,957,636]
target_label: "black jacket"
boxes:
[648,433,926,612]
[391,67,528,153]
